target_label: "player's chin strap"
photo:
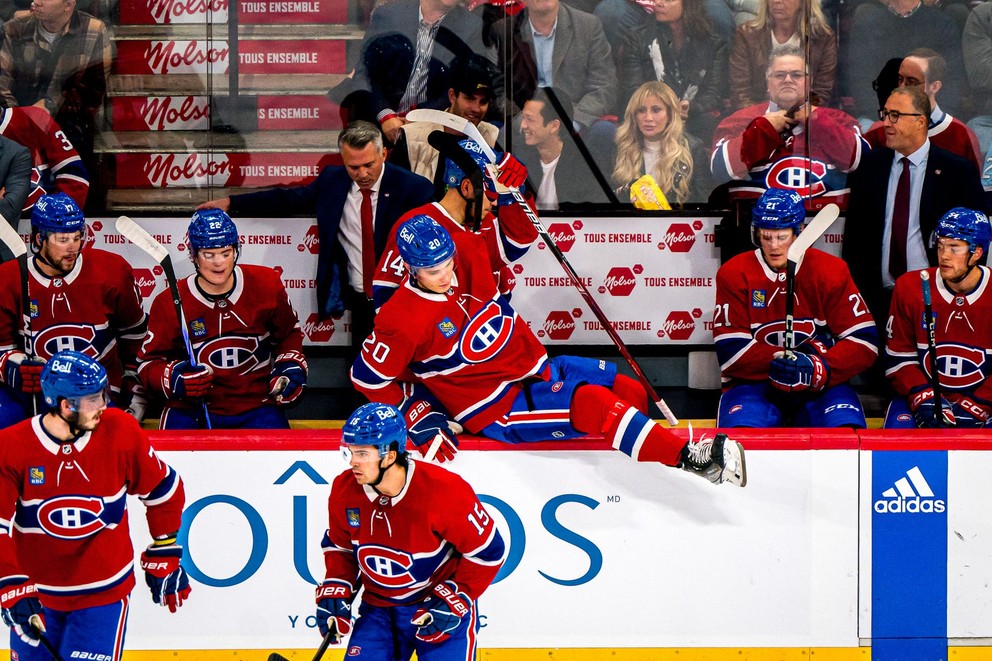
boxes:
[32,240,75,278]
[368,455,399,490]
[944,252,981,286]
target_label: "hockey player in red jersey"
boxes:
[0,106,89,211]
[371,136,538,310]
[713,188,879,427]
[0,193,147,428]
[0,351,189,661]
[315,402,505,658]
[353,215,747,486]
[884,208,992,428]
[138,209,307,429]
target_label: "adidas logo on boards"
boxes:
[874,466,946,514]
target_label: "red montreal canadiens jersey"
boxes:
[713,248,879,385]
[322,460,504,607]
[0,250,147,396]
[710,104,866,210]
[0,106,89,211]
[372,198,538,310]
[138,265,304,416]
[0,409,184,611]
[353,232,549,432]
[886,266,992,406]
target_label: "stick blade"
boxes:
[267,654,291,661]
[405,109,496,162]
[0,219,27,258]
[787,203,840,263]
[116,215,169,263]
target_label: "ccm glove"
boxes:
[412,581,471,644]
[0,351,45,394]
[769,350,829,393]
[405,400,459,463]
[269,351,308,405]
[953,395,991,428]
[0,577,43,646]
[315,580,353,641]
[163,360,213,399]
[495,152,527,189]
[140,542,191,612]
[909,386,956,428]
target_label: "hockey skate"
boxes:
[680,433,747,487]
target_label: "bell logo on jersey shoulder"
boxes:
[37,496,108,539]
[29,467,45,486]
[765,157,828,198]
[926,344,987,389]
[356,545,416,588]
[437,318,458,338]
[459,301,514,363]
[751,289,767,308]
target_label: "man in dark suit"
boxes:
[0,134,30,232]
[843,86,985,330]
[198,121,434,358]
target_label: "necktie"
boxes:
[889,157,911,279]
[360,188,375,299]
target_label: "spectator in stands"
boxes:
[0,106,89,212]
[138,210,307,430]
[963,1,992,188]
[711,45,865,212]
[713,189,878,428]
[729,0,836,110]
[514,87,614,209]
[490,0,616,131]
[613,81,708,205]
[337,0,492,144]
[882,207,991,429]
[198,121,434,365]
[0,0,111,180]
[616,0,729,142]
[0,136,30,234]
[594,0,735,55]
[843,86,985,331]
[389,53,500,199]
[862,49,983,174]
[842,0,965,121]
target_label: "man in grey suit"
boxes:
[0,135,31,259]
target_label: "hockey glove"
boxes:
[140,542,191,612]
[0,577,43,646]
[769,350,829,393]
[411,581,471,644]
[0,351,45,394]
[163,360,213,399]
[495,152,527,189]
[909,386,956,428]
[405,400,459,463]
[953,395,991,428]
[269,351,308,405]
[315,580,354,642]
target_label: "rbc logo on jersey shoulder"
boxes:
[356,545,416,588]
[29,467,44,486]
[437,318,458,338]
[459,301,514,364]
[765,157,828,197]
[346,508,360,528]
[927,343,987,389]
[37,496,107,539]
[751,290,767,308]
[190,318,208,339]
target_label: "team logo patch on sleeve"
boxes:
[437,318,458,338]
[751,290,767,308]
[190,318,208,338]
[346,508,361,527]
[29,467,45,485]
[29,299,38,319]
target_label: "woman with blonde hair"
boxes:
[614,81,704,206]
[729,0,836,109]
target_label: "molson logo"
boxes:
[542,311,576,341]
[660,311,695,340]
[145,0,229,23]
[137,96,210,131]
[143,153,233,187]
[660,223,696,252]
[144,40,230,74]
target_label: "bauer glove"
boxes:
[0,576,43,646]
[140,541,191,612]
[269,351,307,405]
[405,400,459,463]
[411,581,471,644]
[315,580,353,642]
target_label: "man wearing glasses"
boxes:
[711,44,866,213]
[844,85,984,331]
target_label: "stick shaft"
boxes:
[920,271,943,426]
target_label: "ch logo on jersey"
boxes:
[924,344,988,389]
[33,324,103,360]
[765,157,828,198]
[356,545,416,588]
[196,336,265,374]
[459,301,514,364]
[37,496,108,540]
[754,319,817,347]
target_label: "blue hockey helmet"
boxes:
[933,207,991,256]
[396,215,456,270]
[31,193,86,237]
[751,188,805,245]
[41,350,108,411]
[443,139,496,192]
[341,403,408,458]
[188,209,240,252]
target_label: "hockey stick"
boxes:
[405,109,680,426]
[920,270,947,427]
[30,614,65,661]
[115,217,212,429]
[0,221,38,414]
[267,628,337,661]
[783,203,840,356]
